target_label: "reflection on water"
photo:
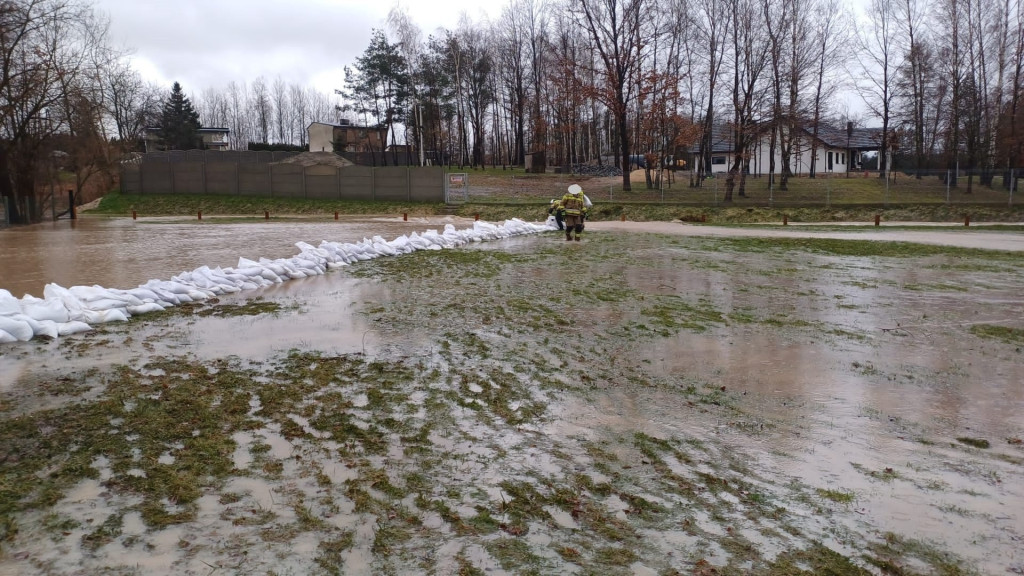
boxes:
[0,215,476,298]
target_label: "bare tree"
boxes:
[496,0,531,166]
[694,0,731,184]
[724,0,771,200]
[856,0,900,179]
[104,61,160,150]
[388,5,426,164]
[571,0,649,191]
[289,83,308,147]
[271,75,288,144]
[806,0,851,178]
[249,76,271,145]
[1,0,110,224]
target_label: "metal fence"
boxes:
[464,168,1021,207]
[0,190,75,227]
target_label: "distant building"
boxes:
[689,122,882,176]
[307,120,382,154]
[143,127,230,152]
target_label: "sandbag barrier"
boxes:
[0,219,556,343]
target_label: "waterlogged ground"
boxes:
[1,226,1024,575]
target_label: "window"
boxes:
[711,156,726,165]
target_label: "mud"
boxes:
[1,221,1023,575]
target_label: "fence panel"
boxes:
[237,164,271,197]
[171,162,204,194]
[339,166,375,201]
[305,165,340,200]
[270,164,304,198]
[411,167,445,202]
[205,163,238,196]
[124,153,445,201]
[373,167,411,202]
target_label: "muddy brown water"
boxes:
[1,216,1023,574]
[0,215,480,299]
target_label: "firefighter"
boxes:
[560,184,587,241]
[548,198,565,230]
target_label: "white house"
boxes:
[691,123,881,176]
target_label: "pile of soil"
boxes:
[271,151,353,168]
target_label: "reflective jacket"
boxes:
[561,193,585,216]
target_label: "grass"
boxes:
[955,437,991,449]
[91,191,444,218]
[87,188,1024,224]
[816,488,856,504]
[700,236,1022,258]
[969,324,1024,345]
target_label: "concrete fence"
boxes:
[121,161,446,202]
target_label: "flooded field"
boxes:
[1,218,1023,575]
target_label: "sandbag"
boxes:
[57,321,92,336]
[0,289,21,316]
[127,303,165,315]
[19,296,71,323]
[33,320,59,339]
[0,316,33,341]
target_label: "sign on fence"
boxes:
[446,173,468,203]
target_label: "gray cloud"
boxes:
[94,0,498,94]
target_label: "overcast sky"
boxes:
[91,0,503,97]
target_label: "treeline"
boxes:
[3,0,1023,225]
[306,0,1024,196]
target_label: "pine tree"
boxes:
[158,82,202,150]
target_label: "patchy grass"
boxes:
[969,324,1024,345]
[955,437,991,449]
[816,488,856,504]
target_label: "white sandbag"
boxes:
[0,289,21,316]
[0,330,17,343]
[127,302,165,315]
[80,308,129,324]
[260,269,283,283]
[33,320,59,339]
[81,297,136,312]
[126,287,163,303]
[69,285,142,306]
[190,288,215,300]
[0,316,34,341]
[12,314,43,337]
[57,321,92,336]
[19,296,71,323]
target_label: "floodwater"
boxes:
[2,217,1021,300]
[1,216,1023,574]
[0,215,479,299]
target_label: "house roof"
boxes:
[144,127,229,134]
[811,124,883,150]
[688,122,883,154]
[307,121,372,130]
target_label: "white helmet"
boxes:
[568,184,582,195]
[550,199,556,204]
